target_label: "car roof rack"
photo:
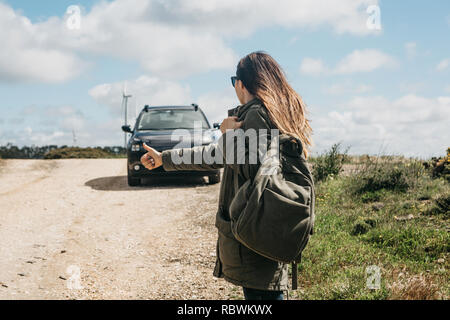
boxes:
[142,104,200,112]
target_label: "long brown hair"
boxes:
[237,51,313,158]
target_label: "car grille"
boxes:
[148,143,197,153]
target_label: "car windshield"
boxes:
[137,109,209,130]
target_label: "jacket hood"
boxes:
[277,134,304,157]
[227,97,262,117]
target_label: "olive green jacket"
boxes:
[161,98,288,291]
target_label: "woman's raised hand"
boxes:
[140,143,163,170]
[220,116,243,134]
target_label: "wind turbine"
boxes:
[121,82,132,148]
[72,128,77,146]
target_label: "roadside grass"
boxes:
[295,158,449,300]
[44,147,127,159]
[0,144,127,159]
[310,143,349,182]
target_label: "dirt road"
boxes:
[0,159,240,299]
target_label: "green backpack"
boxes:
[229,133,315,290]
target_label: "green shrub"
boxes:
[349,159,426,197]
[363,226,449,261]
[44,147,116,159]
[299,157,449,299]
[361,167,409,192]
[425,148,450,182]
[425,193,450,217]
[351,217,377,235]
[1,144,126,159]
[434,193,450,214]
[311,143,349,182]
[360,190,386,203]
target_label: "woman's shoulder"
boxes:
[243,103,276,131]
[248,103,277,130]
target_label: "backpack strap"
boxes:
[292,262,298,290]
[292,253,301,290]
[235,164,301,292]
[233,167,239,194]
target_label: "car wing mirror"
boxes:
[122,125,132,133]
[213,122,220,129]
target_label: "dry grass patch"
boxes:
[388,271,442,300]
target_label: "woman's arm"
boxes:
[161,142,225,171]
[162,108,272,175]
[218,106,273,182]
[141,116,243,172]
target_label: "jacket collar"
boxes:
[227,97,261,117]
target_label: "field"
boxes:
[0,148,448,300]
[295,148,449,299]
[0,159,239,299]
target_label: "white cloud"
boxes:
[300,58,328,76]
[436,59,449,71]
[405,42,417,60]
[0,127,67,147]
[288,36,299,46]
[145,0,380,36]
[89,76,192,117]
[324,81,372,95]
[29,131,66,145]
[0,0,380,82]
[36,0,238,79]
[301,49,395,76]
[89,75,237,126]
[311,94,450,158]
[0,105,89,146]
[398,82,426,94]
[196,89,238,123]
[0,3,84,83]
[334,49,396,74]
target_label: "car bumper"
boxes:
[128,144,221,177]
[128,160,220,177]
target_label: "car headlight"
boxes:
[131,144,140,152]
[202,135,214,145]
[212,129,222,141]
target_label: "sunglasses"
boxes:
[231,76,239,88]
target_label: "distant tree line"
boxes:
[0,143,126,159]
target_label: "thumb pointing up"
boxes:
[140,143,163,170]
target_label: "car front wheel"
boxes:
[128,172,141,187]
[208,173,221,184]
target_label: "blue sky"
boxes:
[0,0,449,158]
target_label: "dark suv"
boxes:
[122,104,222,186]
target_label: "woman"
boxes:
[141,51,312,300]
